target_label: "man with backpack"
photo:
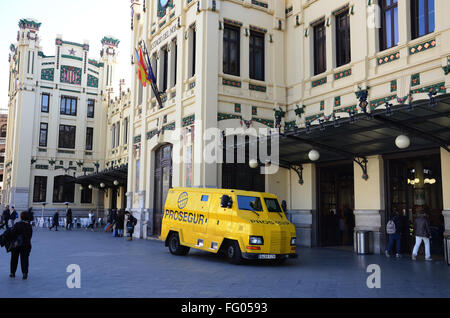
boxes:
[125,211,137,241]
[385,211,403,258]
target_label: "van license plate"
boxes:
[259,254,276,259]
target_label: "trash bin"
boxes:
[356,230,372,254]
[444,236,450,266]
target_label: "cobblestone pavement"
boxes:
[0,228,448,298]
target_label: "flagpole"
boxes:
[140,41,164,109]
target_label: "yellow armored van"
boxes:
[160,187,297,264]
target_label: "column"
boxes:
[441,147,450,236]
[353,155,385,254]
[288,163,317,247]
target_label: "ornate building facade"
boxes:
[3,18,121,217]
[126,0,450,256]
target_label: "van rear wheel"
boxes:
[226,241,243,265]
[168,232,190,256]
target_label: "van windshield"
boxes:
[264,198,282,212]
[237,196,263,212]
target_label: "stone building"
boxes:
[126,0,450,257]
[3,18,121,217]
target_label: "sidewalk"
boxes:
[0,229,448,298]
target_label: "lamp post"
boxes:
[40,202,47,228]
[64,202,70,229]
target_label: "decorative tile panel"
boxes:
[312,76,327,87]
[222,78,241,88]
[87,74,99,88]
[377,51,400,65]
[334,68,352,80]
[411,73,420,87]
[60,65,82,85]
[249,84,267,92]
[41,68,54,81]
[409,39,436,55]
[391,80,397,92]
[410,82,446,95]
[182,114,195,127]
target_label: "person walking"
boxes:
[125,211,137,241]
[49,211,60,231]
[0,205,10,230]
[10,211,33,280]
[116,210,125,237]
[412,210,432,261]
[66,209,73,230]
[27,207,35,227]
[385,211,403,258]
[86,210,95,232]
[9,207,18,228]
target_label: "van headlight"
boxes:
[290,237,296,246]
[249,236,264,245]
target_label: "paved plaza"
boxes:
[0,228,448,298]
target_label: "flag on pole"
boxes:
[140,41,163,109]
[135,48,150,87]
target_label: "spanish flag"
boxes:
[136,48,150,87]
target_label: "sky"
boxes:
[0,0,132,111]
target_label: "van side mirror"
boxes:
[221,195,232,208]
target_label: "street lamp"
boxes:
[40,202,47,228]
[395,135,410,149]
[100,182,105,188]
[308,149,320,162]
[113,180,119,186]
[249,159,259,169]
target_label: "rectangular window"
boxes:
[60,96,77,116]
[162,47,168,92]
[116,122,120,147]
[411,0,435,39]
[380,0,399,51]
[336,10,351,67]
[80,187,92,204]
[33,176,47,203]
[223,24,241,76]
[191,26,196,78]
[112,124,116,148]
[39,123,48,147]
[173,40,177,86]
[249,30,265,81]
[41,93,50,113]
[58,124,76,149]
[123,117,128,145]
[86,127,93,151]
[314,21,327,75]
[87,99,95,118]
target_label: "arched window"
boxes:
[53,175,75,203]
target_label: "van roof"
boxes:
[169,187,277,197]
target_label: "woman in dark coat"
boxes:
[49,211,59,231]
[116,210,125,237]
[10,211,33,279]
[66,209,73,230]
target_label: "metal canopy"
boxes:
[279,94,450,167]
[73,164,128,188]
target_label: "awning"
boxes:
[73,164,128,188]
[278,94,450,170]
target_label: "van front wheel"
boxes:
[226,241,243,265]
[168,232,190,256]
